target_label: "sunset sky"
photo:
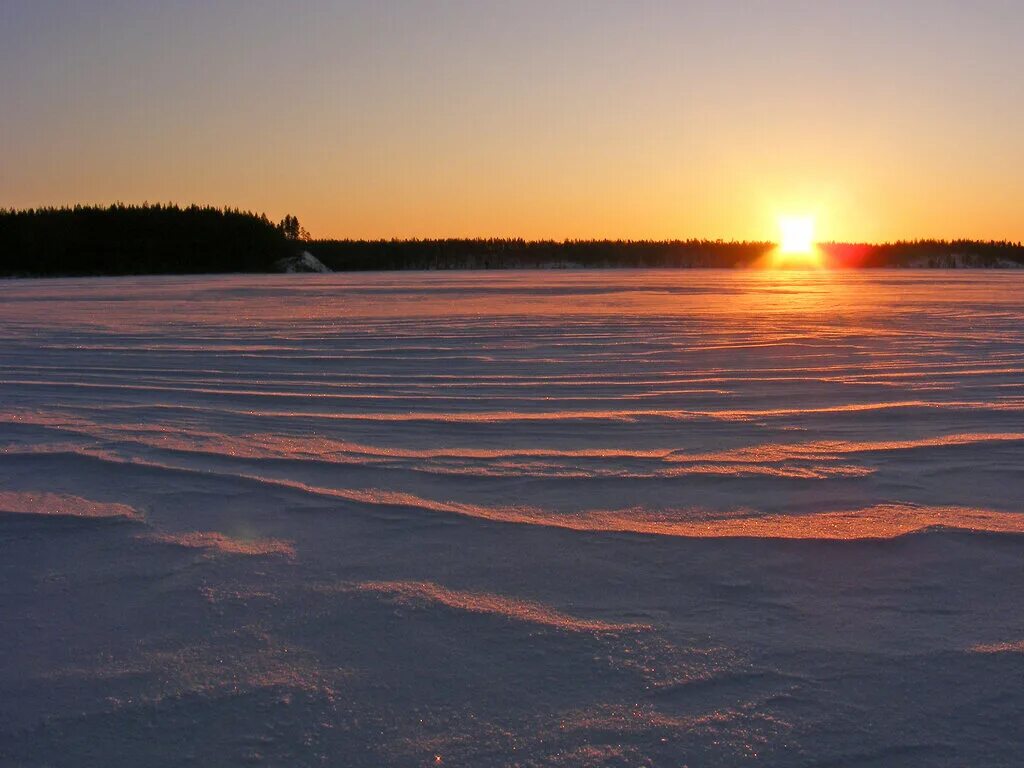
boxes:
[3,1,1023,242]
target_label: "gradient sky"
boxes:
[2,0,1023,241]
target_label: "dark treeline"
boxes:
[308,239,775,270]
[819,240,1024,268]
[308,238,1024,270]
[0,204,302,276]
[3,205,1024,275]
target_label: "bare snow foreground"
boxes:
[1,270,1024,767]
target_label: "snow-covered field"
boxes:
[2,270,1023,766]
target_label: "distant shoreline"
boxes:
[3,205,1023,276]
[6,263,1024,281]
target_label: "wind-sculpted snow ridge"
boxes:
[3,416,1024,540]
[970,640,1024,654]
[336,580,650,633]
[586,503,1024,540]
[7,408,1024,483]
[4,272,1024,766]
[139,531,296,558]
[0,490,141,521]
[12,398,1022,424]
[320,497,1024,540]
[142,467,1024,539]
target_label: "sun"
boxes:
[768,215,822,268]
[778,216,815,254]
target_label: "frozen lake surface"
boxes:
[2,270,1024,766]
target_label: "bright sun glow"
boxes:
[778,216,815,254]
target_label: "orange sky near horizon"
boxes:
[3,1,1023,243]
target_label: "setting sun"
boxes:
[779,216,815,254]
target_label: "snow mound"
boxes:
[274,251,331,273]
